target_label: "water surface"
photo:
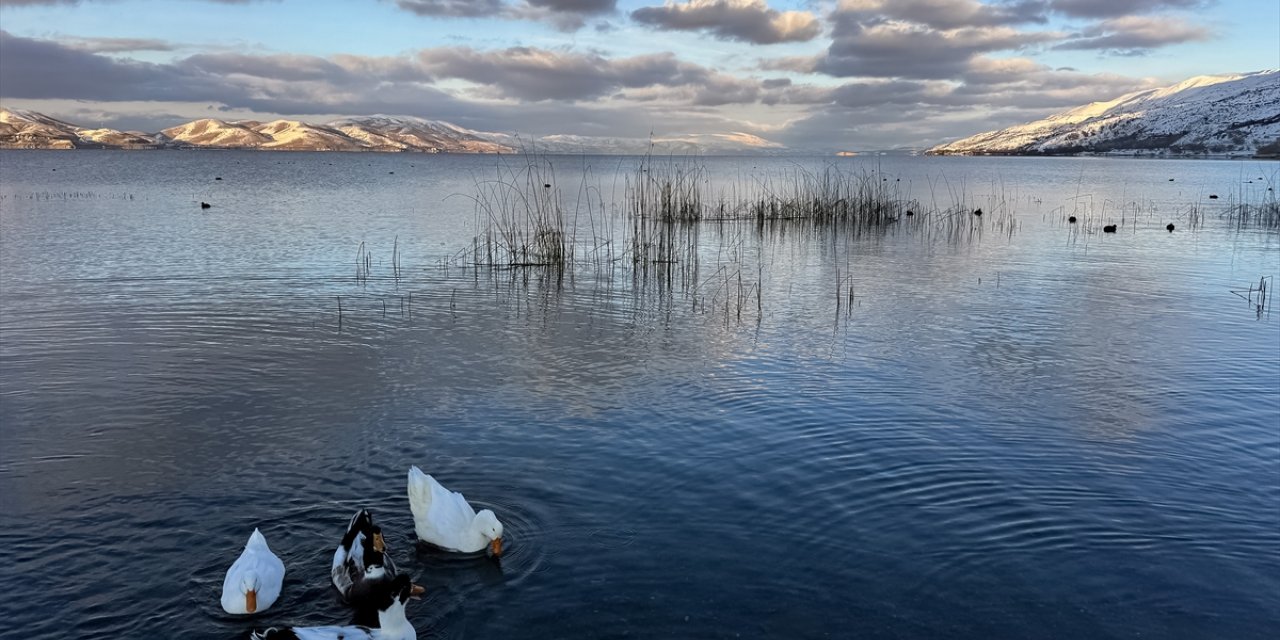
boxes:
[1,151,1277,639]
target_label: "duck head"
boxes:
[357,521,389,568]
[238,571,262,613]
[372,573,419,633]
[475,509,504,557]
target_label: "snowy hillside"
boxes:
[159,119,268,148]
[254,120,367,151]
[1,108,155,149]
[929,70,1280,157]
[484,131,784,155]
[327,115,512,153]
[0,108,783,154]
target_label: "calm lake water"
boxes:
[1,150,1277,639]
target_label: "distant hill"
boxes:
[928,70,1280,157]
[0,108,779,155]
[0,108,517,154]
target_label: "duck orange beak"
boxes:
[245,589,257,614]
[489,538,503,557]
[411,583,426,600]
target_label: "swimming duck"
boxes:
[221,529,285,615]
[252,573,418,640]
[332,509,423,621]
[407,466,504,556]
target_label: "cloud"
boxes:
[0,29,221,102]
[394,0,615,29]
[414,45,763,102]
[0,13,1172,153]
[1055,15,1211,53]
[0,30,787,141]
[61,36,177,52]
[816,18,1062,78]
[393,0,505,17]
[764,49,1161,150]
[833,0,1050,30]
[0,0,274,5]
[952,58,1155,108]
[804,0,1215,81]
[178,52,432,84]
[631,0,820,44]
[0,29,450,112]
[527,0,615,11]
[1047,0,1203,18]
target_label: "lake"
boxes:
[0,150,1277,639]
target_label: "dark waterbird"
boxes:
[200,202,211,209]
[252,574,419,640]
[973,208,983,216]
[332,509,425,625]
[215,177,222,180]
[1103,224,1117,233]
[1068,216,1077,223]
[1167,223,1176,232]
[1209,194,1219,199]
[905,210,914,216]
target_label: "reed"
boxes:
[468,152,573,270]
[1225,199,1280,229]
[355,241,372,283]
[745,165,909,227]
[625,153,707,222]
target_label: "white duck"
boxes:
[252,573,417,640]
[221,528,285,615]
[407,466,504,556]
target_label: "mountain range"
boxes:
[928,69,1280,157]
[0,109,515,154]
[0,108,782,155]
[3,69,1277,156]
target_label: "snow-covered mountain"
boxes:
[0,108,787,154]
[0,108,517,153]
[255,120,367,151]
[0,109,78,148]
[1,108,157,149]
[329,115,511,154]
[487,131,786,155]
[929,70,1280,157]
[159,118,268,148]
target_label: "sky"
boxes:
[0,0,1276,151]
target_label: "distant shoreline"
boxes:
[1,146,1275,160]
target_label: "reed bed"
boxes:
[1225,199,1280,229]
[468,154,574,270]
[392,156,1264,333]
[624,160,924,228]
[625,157,707,222]
[15,191,137,201]
[744,166,910,227]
